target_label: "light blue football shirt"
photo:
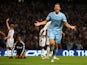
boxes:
[46,11,67,31]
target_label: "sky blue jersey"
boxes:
[46,11,67,31]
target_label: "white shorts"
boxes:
[46,36,50,45]
[39,36,50,47]
[6,38,14,48]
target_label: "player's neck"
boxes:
[18,40,22,42]
[10,28,14,30]
[54,11,60,14]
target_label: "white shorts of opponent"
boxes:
[6,38,14,48]
[39,36,50,47]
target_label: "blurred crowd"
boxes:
[0,1,87,50]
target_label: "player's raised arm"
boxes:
[63,22,76,30]
[6,18,10,30]
[34,20,48,26]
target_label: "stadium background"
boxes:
[0,0,87,51]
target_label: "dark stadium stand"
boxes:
[0,0,86,50]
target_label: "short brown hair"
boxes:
[55,3,60,6]
[10,24,14,28]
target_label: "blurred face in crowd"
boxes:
[54,3,61,14]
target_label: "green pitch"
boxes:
[0,56,87,65]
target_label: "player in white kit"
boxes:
[4,18,14,58]
[39,21,51,59]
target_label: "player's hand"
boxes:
[34,21,40,26]
[62,32,65,37]
[2,32,5,36]
[6,18,9,22]
[71,26,76,30]
[3,37,7,40]
[2,33,5,37]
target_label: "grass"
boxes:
[0,56,87,65]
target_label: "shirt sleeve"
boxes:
[39,28,44,36]
[62,14,67,22]
[43,21,51,30]
[46,13,51,21]
[21,41,25,55]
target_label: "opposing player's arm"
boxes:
[63,22,76,30]
[12,42,17,51]
[34,20,48,27]
[39,28,44,36]
[4,36,11,40]
[62,31,65,37]
[6,18,10,30]
[0,31,5,36]
[20,41,25,55]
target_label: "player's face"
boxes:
[17,36,21,41]
[54,4,61,13]
[10,24,14,28]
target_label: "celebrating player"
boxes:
[35,3,76,62]
[4,18,14,58]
